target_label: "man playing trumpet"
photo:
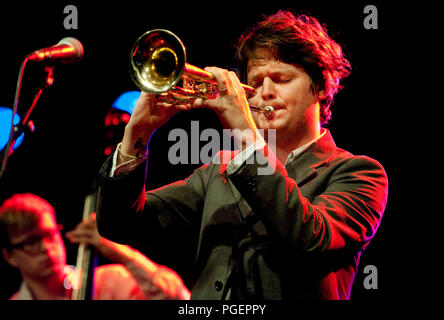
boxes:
[97,10,388,300]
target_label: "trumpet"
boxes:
[129,29,275,118]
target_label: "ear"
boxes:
[310,80,326,100]
[317,89,326,100]
[2,247,18,268]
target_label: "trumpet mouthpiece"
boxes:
[249,105,275,118]
[263,105,275,118]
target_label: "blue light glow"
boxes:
[111,91,140,115]
[0,107,24,151]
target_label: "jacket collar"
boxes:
[285,129,337,185]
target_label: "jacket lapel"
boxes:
[286,129,337,186]
[221,130,337,233]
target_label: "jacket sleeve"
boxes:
[96,155,209,246]
[228,145,389,254]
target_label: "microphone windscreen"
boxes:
[58,37,84,64]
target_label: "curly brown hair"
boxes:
[236,10,351,125]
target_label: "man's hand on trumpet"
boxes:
[119,66,263,164]
[193,67,263,150]
[118,92,191,165]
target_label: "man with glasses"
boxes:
[0,193,190,300]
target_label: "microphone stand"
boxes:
[0,59,55,179]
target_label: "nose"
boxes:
[260,77,276,101]
[37,237,57,255]
[35,238,49,254]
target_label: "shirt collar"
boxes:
[14,265,74,300]
[284,128,327,166]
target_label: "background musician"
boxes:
[0,193,190,300]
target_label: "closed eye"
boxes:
[250,82,261,89]
[249,75,292,86]
[273,75,293,83]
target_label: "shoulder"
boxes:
[94,264,138,290]
[9,281,32,300]
[331,147,387,178]
[9,291,20,300]
[93,264,146,300]
[326,148,389,205]
[94,264,132,280]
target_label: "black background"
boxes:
[0,0,415,303]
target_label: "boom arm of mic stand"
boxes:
[0,61,55,180]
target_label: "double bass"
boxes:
[71,192,98,300]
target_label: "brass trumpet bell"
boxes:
[130,29,186,94]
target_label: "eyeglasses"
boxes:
[7,225,63,254]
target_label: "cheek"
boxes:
[248,95,259,108]
[286,87,317,115]
[15,254,41,274]
[54,240,66,262]
[45,239,66,263]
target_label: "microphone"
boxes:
[27,37,84,64]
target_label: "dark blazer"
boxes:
[97,130,388,300]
